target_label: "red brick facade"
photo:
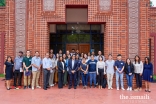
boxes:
[0,0,155,86]
[150,7,156,74]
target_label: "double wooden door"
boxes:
[66,44,90,54]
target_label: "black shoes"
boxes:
[28,85,31,89]
[24,86,26,89]
[68,86,71,89]
[46,86,50,89]
[74,87,77,89]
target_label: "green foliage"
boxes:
[0,74,5,78]
[150,1,154,7]
[0,0,5,6]
[67,34,90,43]
[153,75,156,80]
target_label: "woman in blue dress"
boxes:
[3,56,14,90]
[143,57,153,92]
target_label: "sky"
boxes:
[151,0,156,7]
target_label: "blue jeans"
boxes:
[81,73,88,86]
[126,74,134,87]
[116,71,124,88]
[89,73,96,86]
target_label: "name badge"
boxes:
[121,63,123,65]
[29,59,32,61]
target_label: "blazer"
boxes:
[57,61,66,73]
[68,59,79,74]
[124,63,134,74]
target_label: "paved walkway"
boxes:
[0,78,155,104]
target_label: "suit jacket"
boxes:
[68,59,78,74]
[57,61,66,73]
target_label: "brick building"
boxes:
[0,0,156,87]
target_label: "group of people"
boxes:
[4,49,153,92]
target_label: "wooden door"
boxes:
[79,44,90,53]
[66,44,78,52]
[66,44,90,54]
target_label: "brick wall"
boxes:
[0,7,5,73]
[1,0,152,87]
[150,7,156,74]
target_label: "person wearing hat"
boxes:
[23,50,32,89]
[115,54,125,90]
[13,51,23,89]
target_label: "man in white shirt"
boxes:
[42,53,52,90]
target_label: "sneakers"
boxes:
[110,87,113,90]
[127,87,130,91]
[50,84,54,87]
[12,86,16,89]
[32,87,34,90]
[129,87,132,91]
[16,86,22,90]
[36,86,41,88]
[117,87,125,90]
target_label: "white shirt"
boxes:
[105,60,115,74]
[61,62,64,70]
[96,61,105,74]
[133,61,143,74]
[72,60,75,69]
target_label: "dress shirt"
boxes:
[72,60,75,69]
[43,57,52,69]
[14,56,23,70]
[31,56,42,71]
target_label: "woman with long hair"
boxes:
[57,56,66,89]
[133,55,143,91]
[3,56,14,90]
[63,54,67,86]
[124,58,134,91]
[143,57,153,92]
[80,58,88,89]
[83,54,89,63]
[96,55,106,89]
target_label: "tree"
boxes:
[150,1,154,7]
[0,0,5,7]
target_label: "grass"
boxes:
[0,74,5,78]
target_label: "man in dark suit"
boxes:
[68,54,78,89]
